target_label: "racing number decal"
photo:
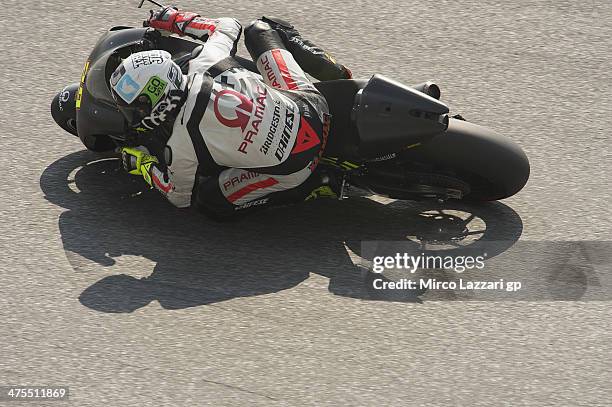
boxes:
[75,60,90,110]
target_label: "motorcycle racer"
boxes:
[110,6,351,219]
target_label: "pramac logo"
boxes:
[213,90,253,132]
[213,86,268,154]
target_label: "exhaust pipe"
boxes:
[411,81,441,100]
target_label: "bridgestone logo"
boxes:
[260,102,281,155]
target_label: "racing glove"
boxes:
[121,146,160,187]
[262,16,352,81]
[145,6,200,36]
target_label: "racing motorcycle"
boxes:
[51,1,530,204]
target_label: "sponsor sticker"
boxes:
[131,51,166,69]
[58,87,71,111]
[115,74,141,103]
[141,76,168,106]
[75,60,90,110]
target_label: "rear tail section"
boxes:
[352,74,449,159]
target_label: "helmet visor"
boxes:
[111,75,170,128]
[113,93,152,128]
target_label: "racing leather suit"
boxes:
[147,15,347,218]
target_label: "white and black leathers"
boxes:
[149,17,332,215]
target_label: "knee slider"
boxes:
[245,19,273,37]
[244,19,287,60]
[261,16,294,30]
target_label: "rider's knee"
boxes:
[244,19,286,59]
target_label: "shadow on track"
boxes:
[40,150,523,312]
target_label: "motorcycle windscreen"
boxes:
[76,27,158,141]
[76,50,127,141]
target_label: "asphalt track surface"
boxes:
[1,0,611,405]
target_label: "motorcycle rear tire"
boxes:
[400,118,530,201]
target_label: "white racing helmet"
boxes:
[110,50,185,130]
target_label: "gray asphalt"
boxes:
[1,0,611,405]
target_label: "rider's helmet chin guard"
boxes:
[109,50,184,131]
